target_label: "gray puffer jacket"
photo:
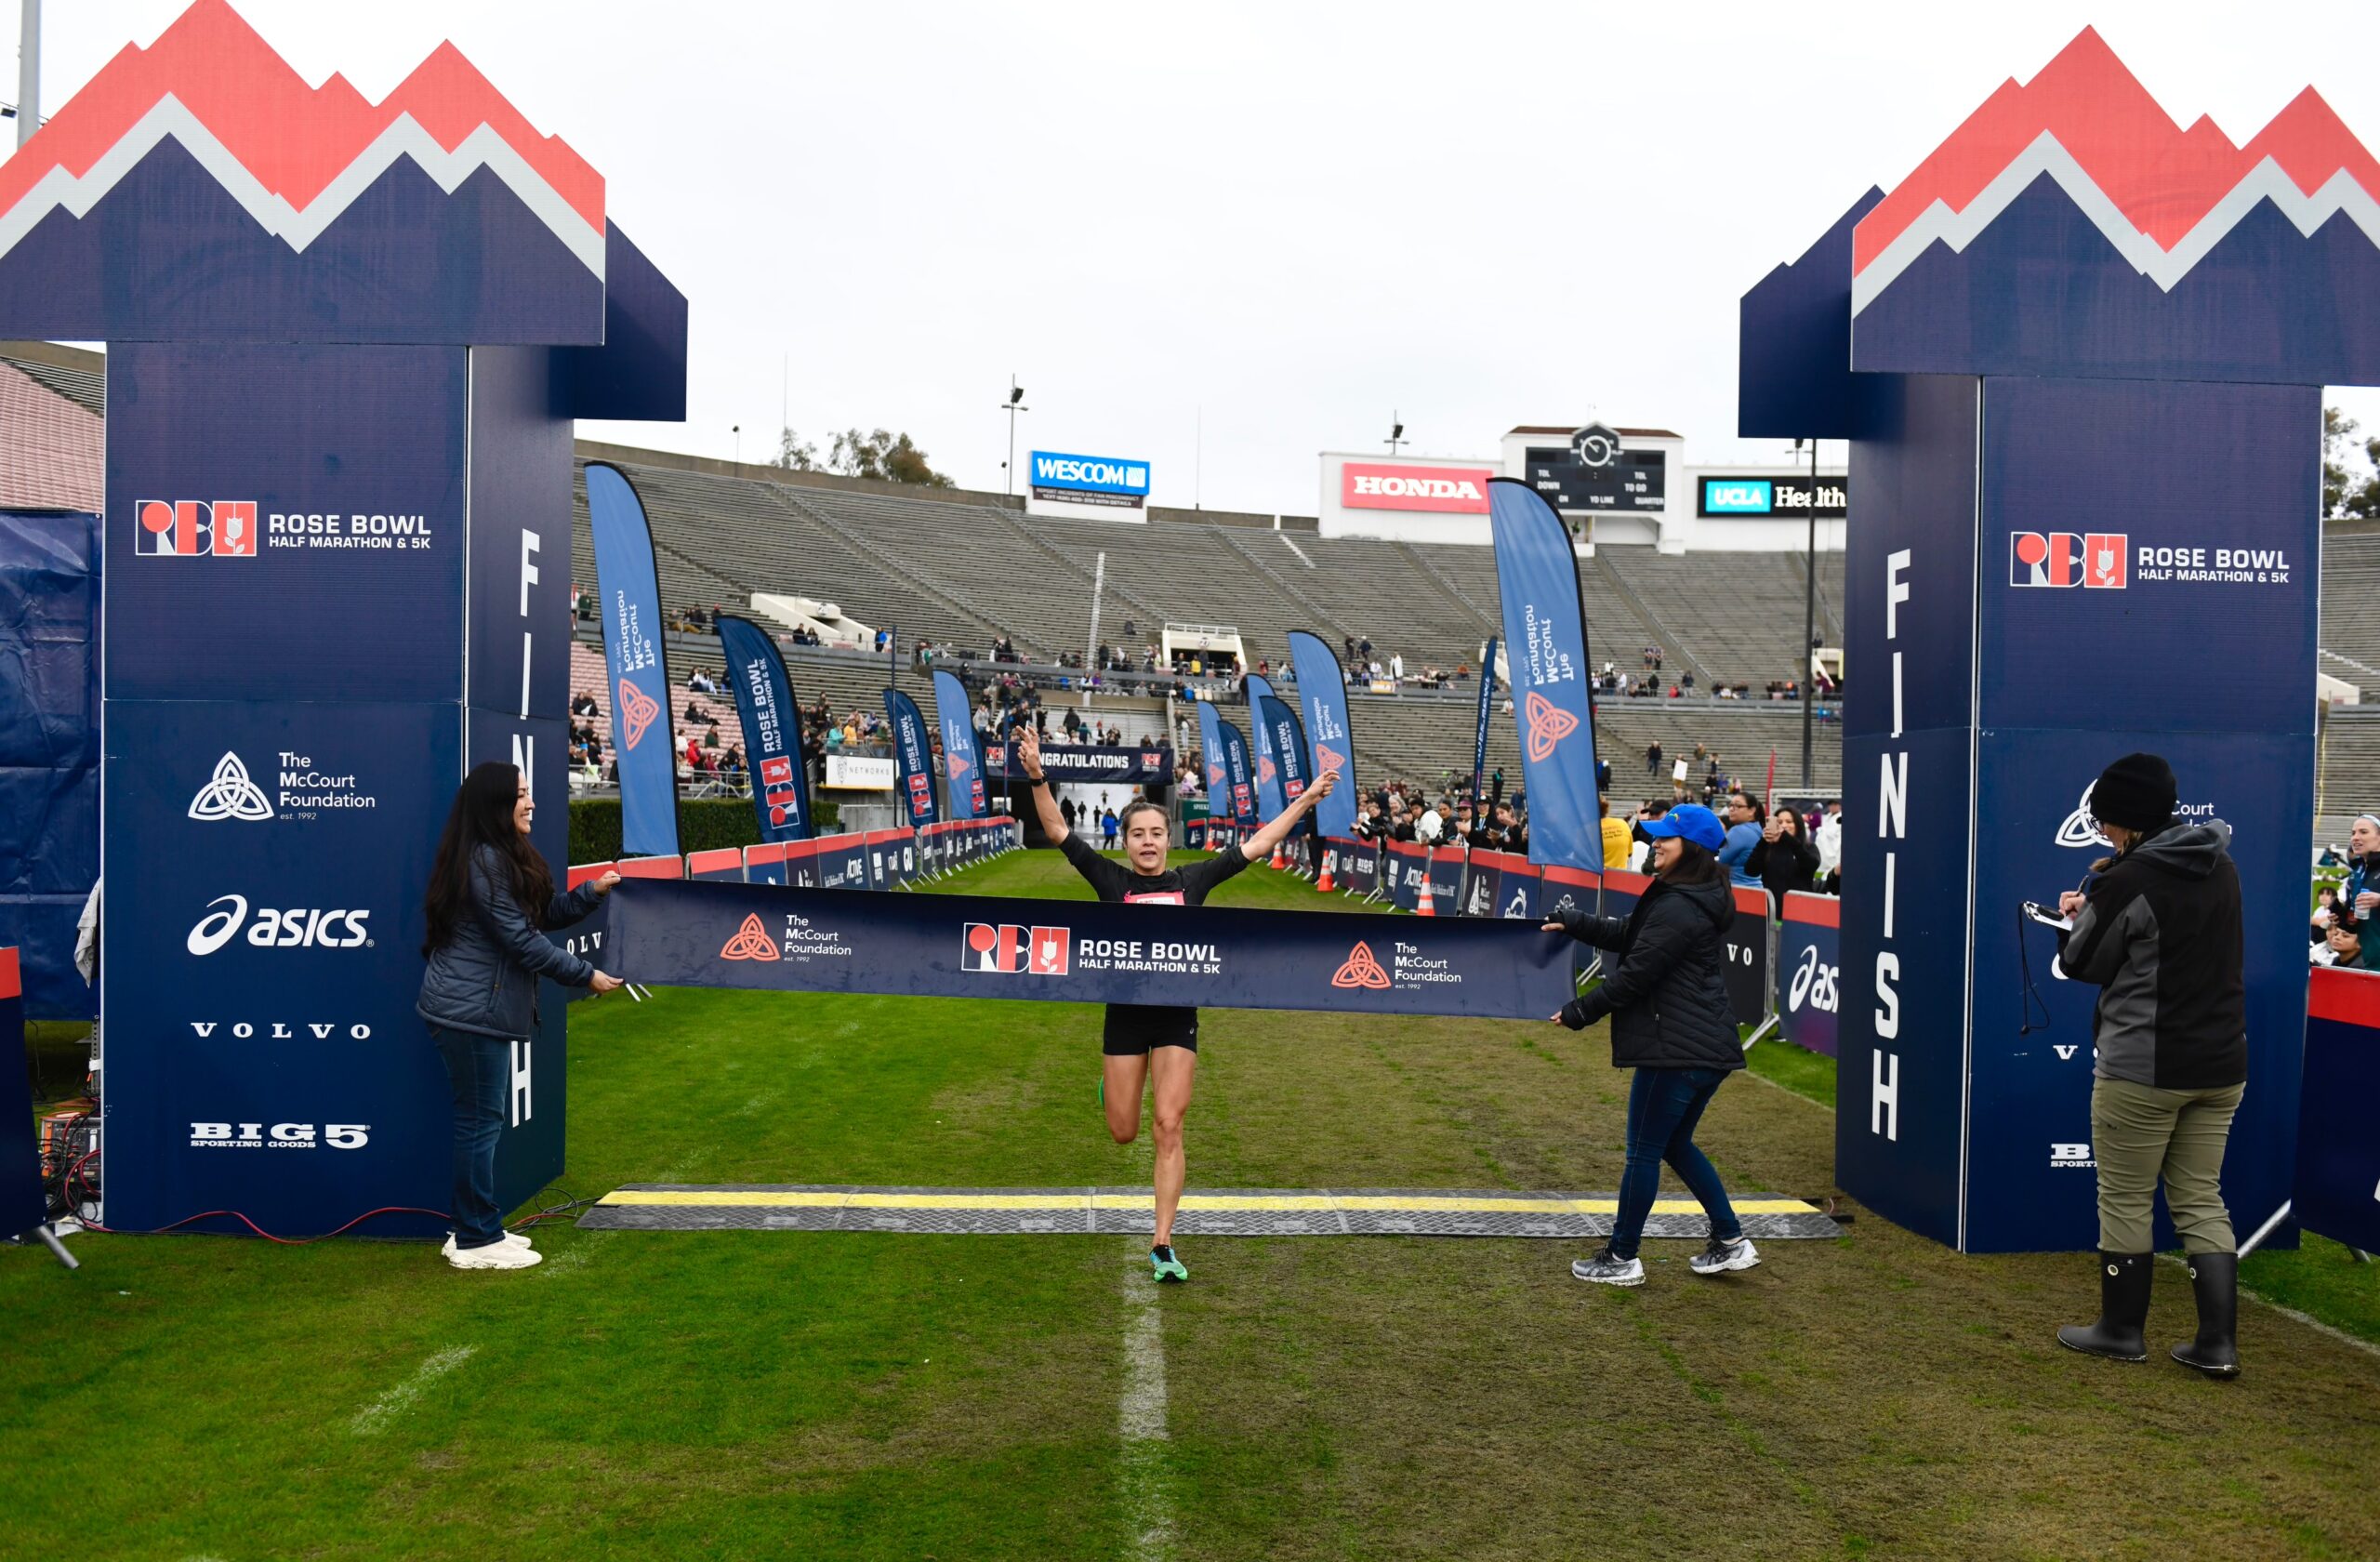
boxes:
[2059,820,2245,1090]
[416,844,604,1039]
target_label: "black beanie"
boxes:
[2092,752,2177,831]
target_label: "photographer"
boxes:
[1749,804,1819,903]
[2053,754,2245,1376]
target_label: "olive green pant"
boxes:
[2090,1076,2243,1255]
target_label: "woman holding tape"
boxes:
[417,762,623,1271]
[1014,724,1336,1283]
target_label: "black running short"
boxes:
[1102,1002,1198,1056]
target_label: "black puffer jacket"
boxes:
[1554,875,1743,1071]
[416,845,603,1039]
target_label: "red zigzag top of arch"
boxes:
[1854,27,2380,274]
[0,0,602,232]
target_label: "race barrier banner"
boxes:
[1287,630,1360,839]
[1487,478,1603,872]
[1218,719,1259,827]
[1776,893,1841,1057]
[715,615,812,842]
[587,463,681,858]
[1183,817,1208,850]
[1386,841,1425,910]
[931,668,987,819]
[1426,846,1465,913]
[983,740,1174,787]
[1245,673,1288,822]
[2296,967,2380,1252]
[883,687,938,827]
[605,876,1573,1020]
[1255,693,1313,836]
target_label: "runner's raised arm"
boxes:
[1013,725,1069,842]
[1236,767,1337,865]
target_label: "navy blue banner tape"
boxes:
[605,878,1573,1019]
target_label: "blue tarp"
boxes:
[0,510,99,1018]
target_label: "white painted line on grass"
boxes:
[1119,1262,1175,1562]
[349,1344,477,1436]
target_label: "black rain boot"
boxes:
[2056,1251,2151,1362]
[2170,1251,2241,1377]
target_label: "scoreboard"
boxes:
[1523,424,1666,512]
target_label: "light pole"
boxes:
[999,377,1027,496]
[1798,437,1818,789]
[732,423,741,465]
[1385,413,1406,456]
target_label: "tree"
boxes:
[826,428,956,488]
[2324,405,2378,517]
[772,427,820,471]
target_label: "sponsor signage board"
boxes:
[826,754,898,789]
[1340,461,1495,514]
[1029,450,1151,510]
[1697,475,1848,518]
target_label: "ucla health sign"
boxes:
[1029,450,1151,510]
[1697,475,1847,518]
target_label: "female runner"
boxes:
[1013,724,1336,1282]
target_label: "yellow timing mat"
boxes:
[580,1186,1845,1239]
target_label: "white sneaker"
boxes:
[447,1238,542,1270]
[442,1230,532,1258]
[1689,1237,1761,1276]
[1570,1247,1646,1286]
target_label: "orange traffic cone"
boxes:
[1268,840,1288,869]
[1414,868,1436,917]
[1316,851,1336,894]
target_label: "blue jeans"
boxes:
[430,1025,511,1250]
[1610,1066,1742,1261]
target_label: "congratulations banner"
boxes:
[1245,673,1288,821]
[931,668,985,819]
[586,463,681,856]
[716,615,812,842]
[1488,479,1602,873]
[882,686,937,827]
[608,877,1571,1019]
[1287,630,1359,838]
[1218,719,1258,826]
[982,739,1172,786]
[1256,693,1313,837]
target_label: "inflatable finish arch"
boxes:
[0,0,687,1234]
[1742,29,2380,1251]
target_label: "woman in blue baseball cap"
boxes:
[1542,801,1755,1287]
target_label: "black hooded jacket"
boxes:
[1552,874,1743,1071]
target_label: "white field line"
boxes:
[1119,1263,1175,1562]
[349,1344,477,1436]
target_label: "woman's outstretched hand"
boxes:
[588,970,625,994]
[592,871,623,896]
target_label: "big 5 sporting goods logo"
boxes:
[190,1121,370,1150]
[136,499,258,558]
[186,894,372,956]
[2010,531,2125,589]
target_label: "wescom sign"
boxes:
[1341,462,1495,514]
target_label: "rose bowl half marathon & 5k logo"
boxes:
[136,498,436,555]
[189,750,377,823]
[963,922,1071,974]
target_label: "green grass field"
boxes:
[7,850,2379,1560]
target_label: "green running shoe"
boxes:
[1151,1243,1188,1283]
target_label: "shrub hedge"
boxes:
[567,795,839,864]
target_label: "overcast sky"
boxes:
[20,2,2380,512]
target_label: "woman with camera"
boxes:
[1543,803,1757,1287]
[2054,753,2246,1375]
[416,762,622,1271]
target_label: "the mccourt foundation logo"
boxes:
[2010,531,2125,589]
[189,751,274,822]
[1330,940,1391,990]
[617,678,661,749]
[1316,742,1346,776]
[1523,690,1579,761]
[136,499,258,558]
[720,914,779,960]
